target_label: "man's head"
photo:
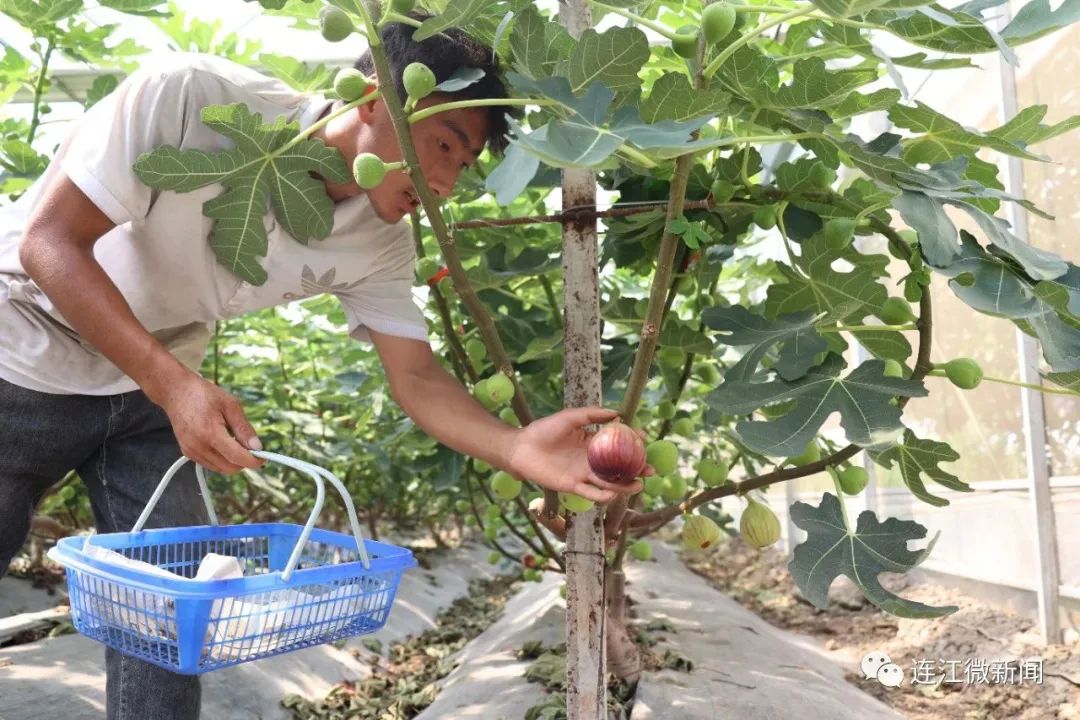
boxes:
[315,12,520,223]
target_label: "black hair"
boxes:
[354,11,521,155]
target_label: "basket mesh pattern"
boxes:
[64,529,406,674]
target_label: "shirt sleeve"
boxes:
[335,228,430,344]
[60,59,198,226]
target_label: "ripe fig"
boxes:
[587,419,647,484]
[739,497,780,548]
[682,515,722,550]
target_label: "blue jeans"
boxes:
[0,376,208,720]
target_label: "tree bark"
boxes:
[559,2,606,716]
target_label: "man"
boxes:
[0,15,642,720]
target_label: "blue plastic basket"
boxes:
[47,451,416,675]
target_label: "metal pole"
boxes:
[995,0,1063,646]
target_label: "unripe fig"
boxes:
[391,0,415,12]
[319,6,354,42]
[808,162,836,189]
[753,204,777,230]
[710,178,736,203]
[698,457,729,487]
[760,399,795,419]
[703,2,737,44]
[671,25,700,58]
[486,372,515,405]
[473,377,498,411]
[587,419,647,484]
[941,358,983,389]
[658,347,685,369]
[524,568,543,582]
[883,359,904,378]
[334,68,370,101]
[484,525,498,541]
[559,492,595,513]
[475,459,491,473]
[403,62,437,101]
[694,364,721,386]
[643,475,666,496]
[823,217,855,250]
[491,471,522,500]
[788,441,821,466]
[485,503,502,521]
[672,417,695,437]
[559,583,567,599]
[416,256,439,281]
[661,475,688,503]
[488,551,501,565]
[879,297,917,325]
[739,497,780,548]
[657,401,676,420]
[646,439,679,476]
[499,407,519,427]
[682,515,722,550]
[455,499,470,513]
[838,466,869,495]
[353,153,388,189]
[465,337,485,361]
[630,540,653,561]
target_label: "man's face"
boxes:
[336,91,490,224]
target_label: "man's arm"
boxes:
[18,172,262,473]
[370,329,642,501]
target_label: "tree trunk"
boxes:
[605,571,642,682]
[559,2,606,716]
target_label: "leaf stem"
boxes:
[383,11,423,28]
[821,323,917,333]
[703,5,817,79]
[926,369,1080,397]
[407,97,557,124]
[587,0,678,39]
[280,90,381,154]
[828,467,852,530]
[26,38,54,147]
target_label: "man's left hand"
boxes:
[506,406,650,503]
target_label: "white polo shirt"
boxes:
[0,52,428,396]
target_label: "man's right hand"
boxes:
[155,370,264,474]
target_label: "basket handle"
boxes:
[116,452,370,580]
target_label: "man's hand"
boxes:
[507,407,650,503]
[156,370,263,474]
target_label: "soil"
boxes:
[681,533,1080,720]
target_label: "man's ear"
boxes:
[355,88,383,125]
